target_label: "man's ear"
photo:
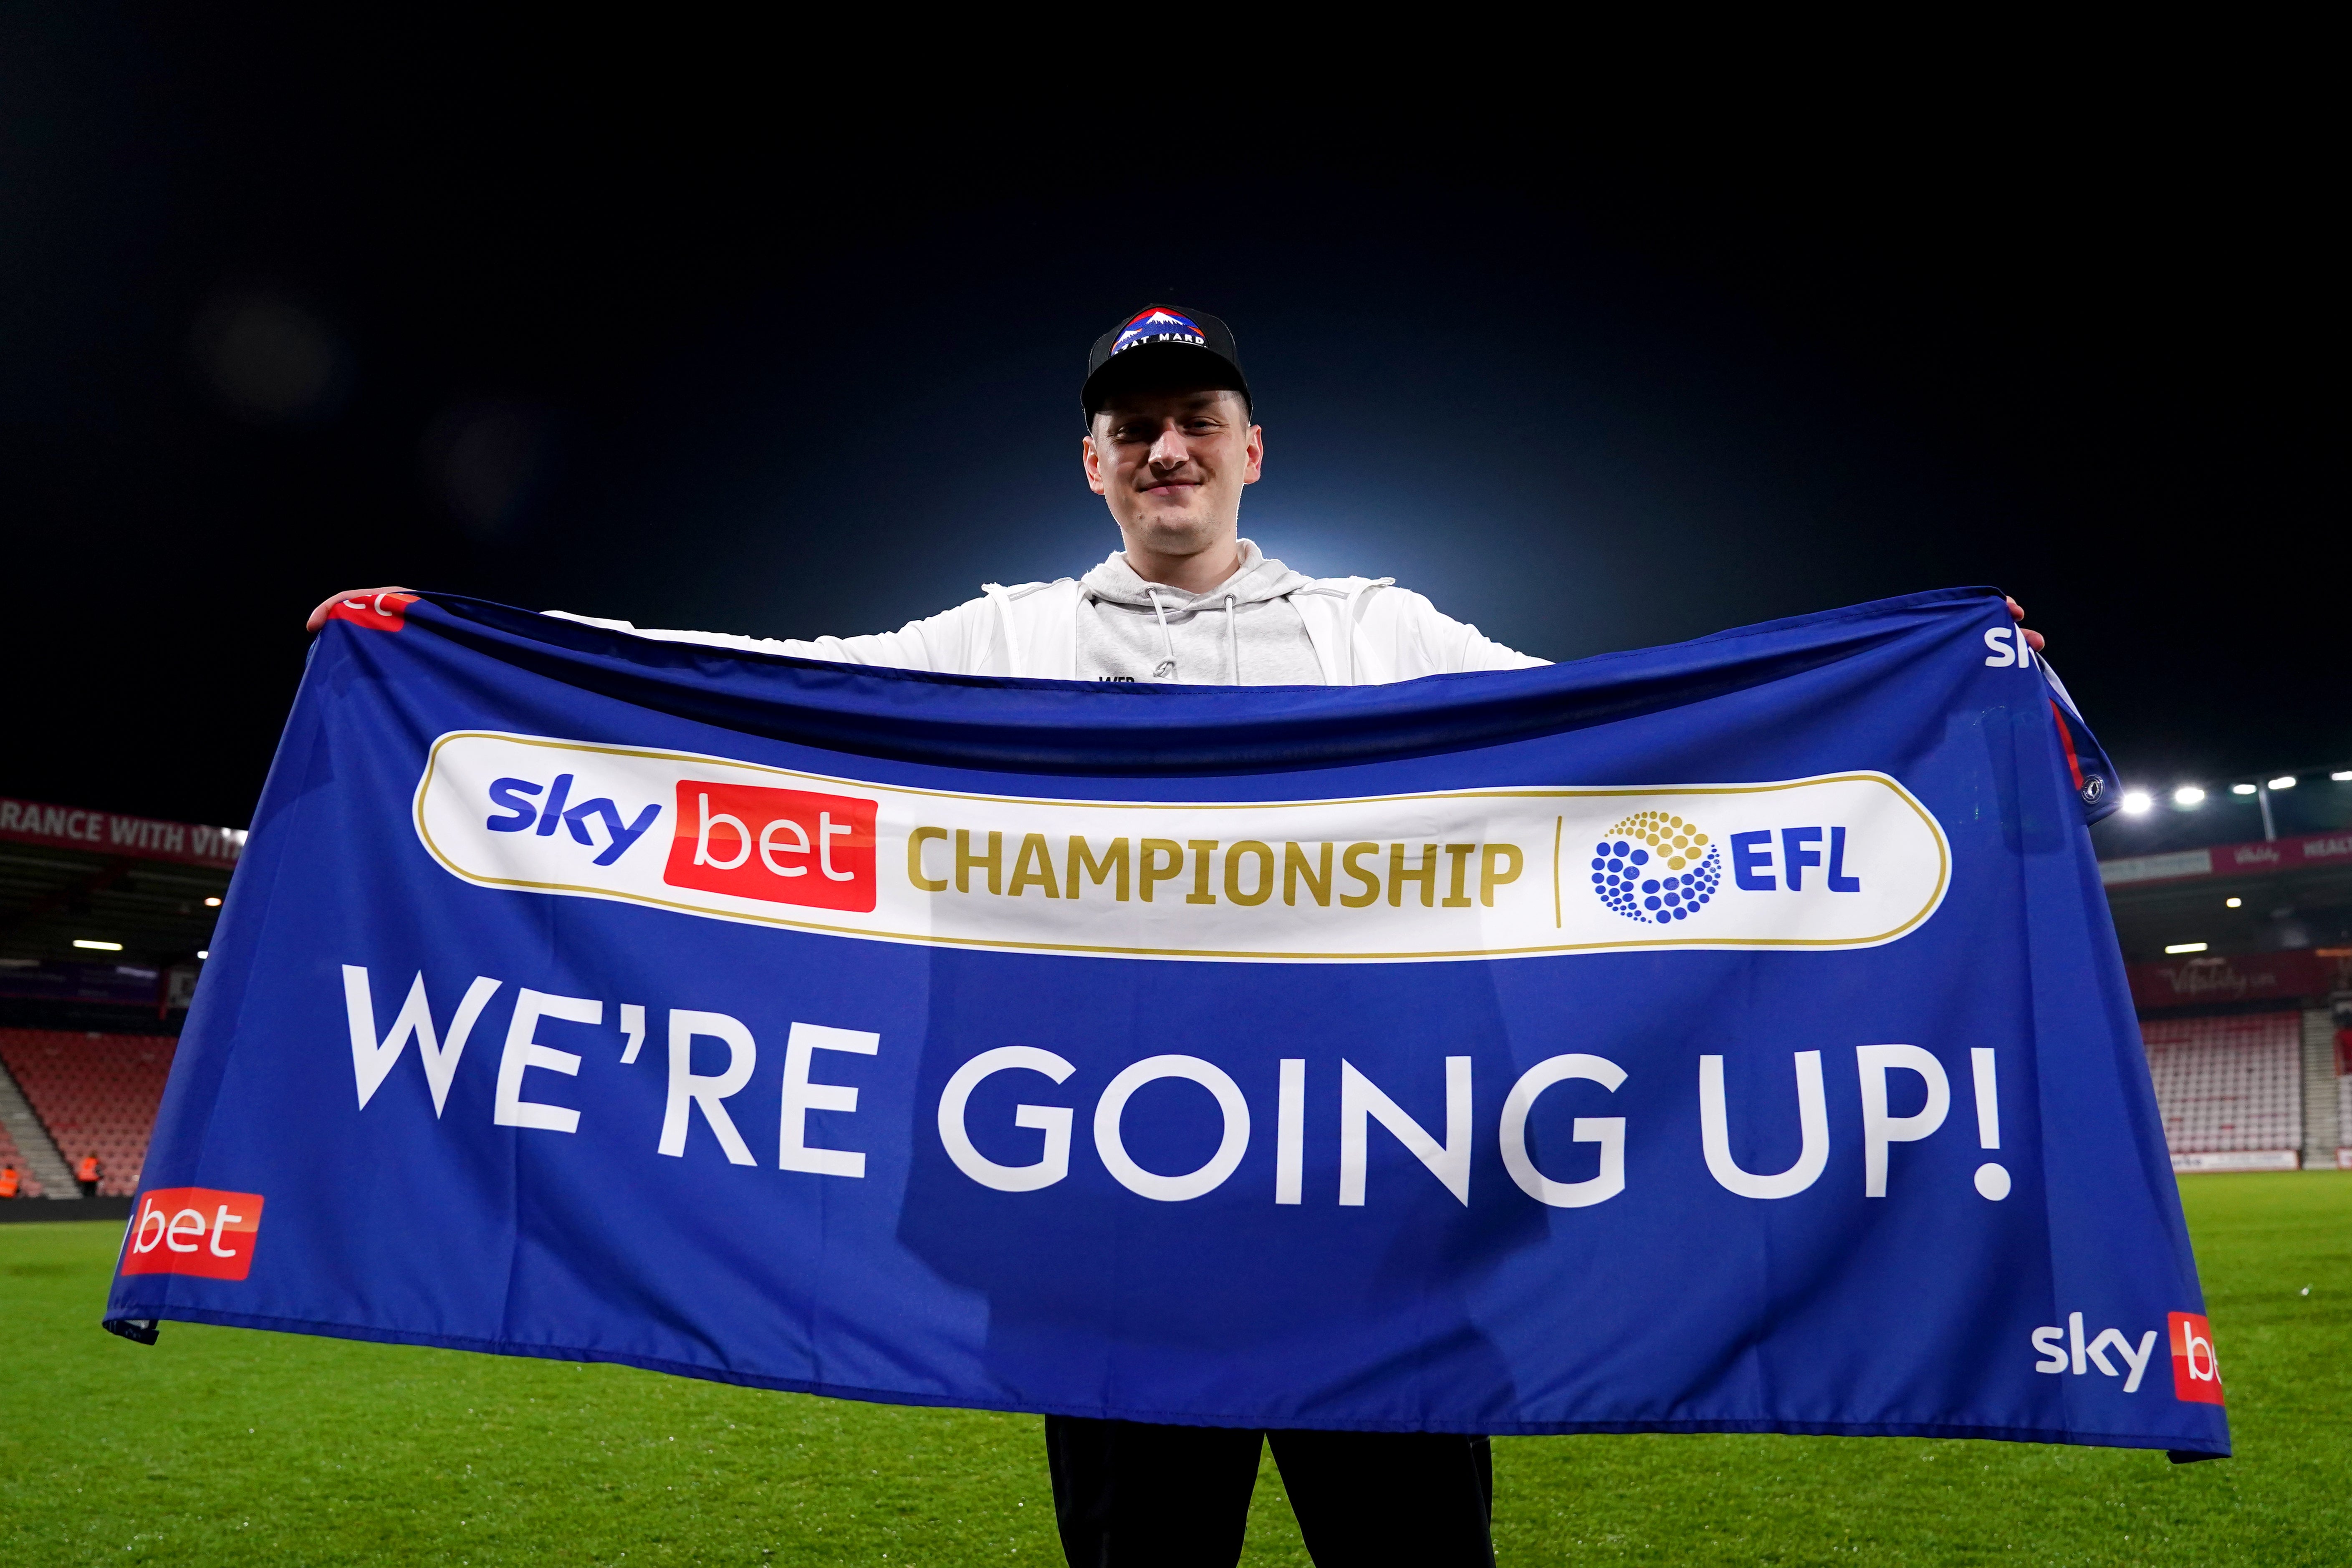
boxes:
[1241,423,1263,485]
[1081,433,1109,496]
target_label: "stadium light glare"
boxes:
[2120,790,2152,814]
[205,896,222,907]
[2173,786,2205,806]
[73,939,124,952]
[2225,897,2242,909]
[2231,783,2258,795]
[2334,770,2352,782]
[2268,775,2297,790]
[197,950,210,959]
[2164,942,2208,955]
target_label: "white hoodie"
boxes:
[551,539,1544,686]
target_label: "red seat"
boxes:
[0,1120,46,1197]
[2142,1012,2301,1156]
[0,1028,179,1196]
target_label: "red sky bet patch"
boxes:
[120,1188,265,1280]
[663,779,877,913]
[2170,1312,2224,1404]
[324,591,419,631]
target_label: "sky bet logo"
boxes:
[2029,1310,2223,1404]
[476,766,877,913]
[415,734,1952,963]
[119,1188,265,1280]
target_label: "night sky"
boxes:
[5,18,2336,838]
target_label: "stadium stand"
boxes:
[0,1029,178,1197]
[0,1120,46,1197]
[0,1053,71,1199]
[2340,1029,2350,1161]
[2140,1012,2301,1164]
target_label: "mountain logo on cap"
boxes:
[1110,308,1207,358]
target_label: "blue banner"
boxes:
[106,586,2229,1454]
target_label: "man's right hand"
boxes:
[307,588,414,633]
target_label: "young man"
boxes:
[311,306,1544,686]
[308,304,2045,1566]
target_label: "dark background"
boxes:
[4,17,2338,843]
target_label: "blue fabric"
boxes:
[107,586,2228,1455]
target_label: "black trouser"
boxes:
[1044,1416,1494,1568]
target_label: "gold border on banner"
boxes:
[412,731,1952,962]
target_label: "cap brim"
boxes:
[1082,343,1251,417]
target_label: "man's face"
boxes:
[1081,386,1262,558]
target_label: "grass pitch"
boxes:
[3,1173,2344,1565]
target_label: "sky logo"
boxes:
[2031,1311,2160,1392]
[485,774,662,866]
[1111,308,1207,358]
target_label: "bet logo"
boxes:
[1591,812,1724,926]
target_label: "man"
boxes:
[76,1152,102,1198]
[312,306,1544,685]
[310,303,2046,1565]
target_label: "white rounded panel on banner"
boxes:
[413,731,1955,965]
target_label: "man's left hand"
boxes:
[2005,596,2046,652]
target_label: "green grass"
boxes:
[3,1173,2344,1565]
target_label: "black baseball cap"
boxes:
[1081,305,1251,420]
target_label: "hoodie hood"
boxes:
[1078,538,1309,610]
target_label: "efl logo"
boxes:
[1590,812,1725,927]
[663,779,877,913]
[2170,1312,2224,1404]
[120,1188,265,1280]
[1589,811,1868,929]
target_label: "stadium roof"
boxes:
[0,796,241,1022]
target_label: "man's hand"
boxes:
[2005,596,2046,653]
[307,588,413,633]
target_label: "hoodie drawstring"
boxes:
[1140,587,1250,683]
[1147,590,1179,680]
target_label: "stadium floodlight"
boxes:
[2164,942,2208,955]
[197,949,210,959]
[2173,786,2205,806]
[2334,770,2352,781]
[73,939,123,952]
[2231,783,2258,795]
[2120,790,2152,814]
[205,896,222,907]
[2268,775,2297,790]
[2225,897,2242,908]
